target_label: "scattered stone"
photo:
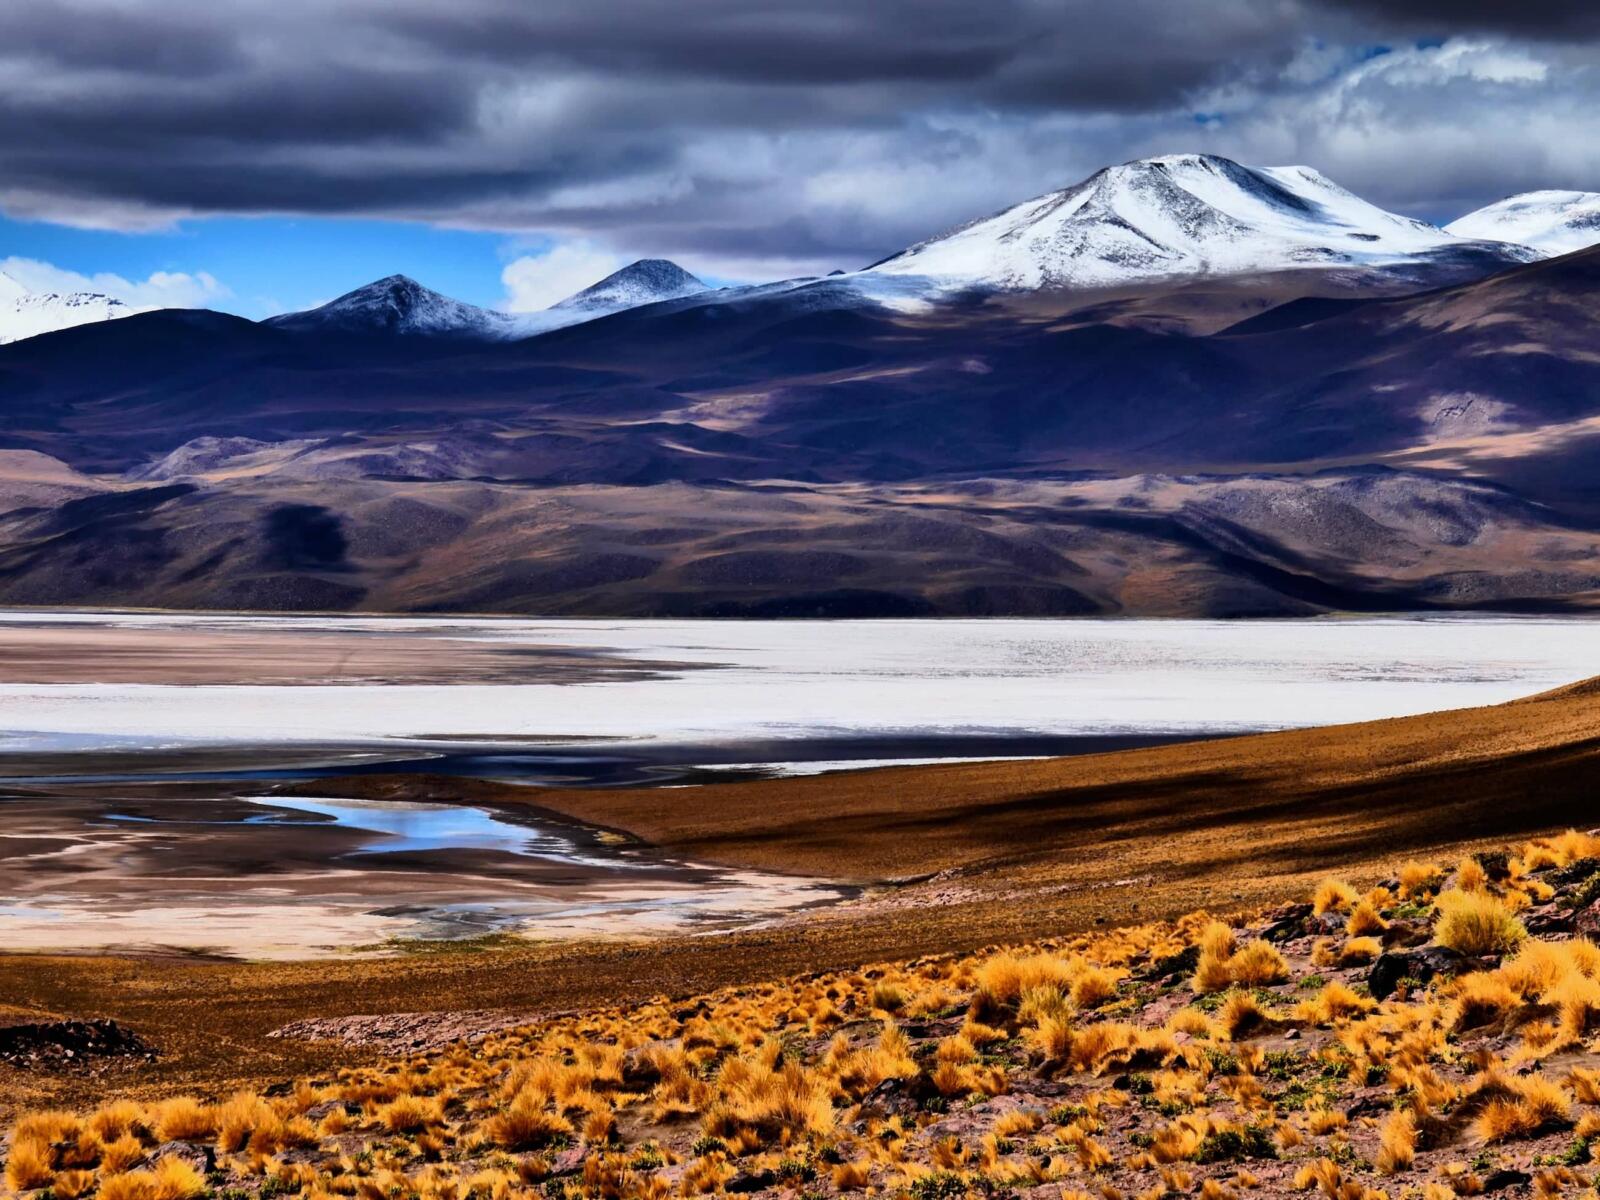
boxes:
[1572,901,1600,938]
[1548,857,1600,886]
[1258,903,1313,942]
[1523,903,1575,936]
[0,1019,156,1072]
[268,1009,542,1053]
[1309,912,1348,936]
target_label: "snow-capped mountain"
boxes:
[509,259,710,335]
[865,153,1537,291]
[1446,191,1600,258]
[265,275,525,339]
[549,259,706,316]
[0,269,141,345]
[266,262,710,341]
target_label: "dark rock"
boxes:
[1549,857,1600,886]
[1258,904,1312,942]
[1143,944,1200,982]
[1309,912,1347,936]
[1473,851,1512,882]
[1523,903,1575,936]
[0,1019,156,1072]
[1482,1168,1531,1192]
[1573,902,1600,937]
[1368,945,1481,1001]
[727,1169,778,1193]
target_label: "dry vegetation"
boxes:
[15,830,1600,1200]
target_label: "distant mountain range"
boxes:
[264,259,710,342]
[0,269,140,346]
[2,154,1600,617]
[7,155,1597,349]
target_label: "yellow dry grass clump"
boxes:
[10,832,1600,1200]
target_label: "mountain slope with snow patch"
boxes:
[265,275,524,339]
[1446,191,1600,257]
[0,269,141,345]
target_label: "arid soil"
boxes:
[11,834,1600,1200]
[5,678,1600,1118]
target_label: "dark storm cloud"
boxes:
[1322,0,1600,37]
[3,0,1598,275]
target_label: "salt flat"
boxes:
[0,613,1595,769]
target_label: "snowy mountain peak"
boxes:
[867,153,1535,291]
[0,270,28,305]
[1446,191,1600,258]
[551,259,706,312]
[0,269,141,346]
[266,275,523,339]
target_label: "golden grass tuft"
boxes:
[378,1095,443,1134]
[1312,879,1359,915]
[153,1097,215,1143]
[1398,860,1444,900]
[97,1158,207,1200]
[1345,900,1388,938]
[1474,1073,1572,1143]
[1192,922,1289,995]
[1434,889,1526,956]
[5,1137,55,1192]
[1375,1109,1416,1174]
[485,1089,575,1150]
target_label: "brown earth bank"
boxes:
[0,621,668,686]
[5,677,1600,1116]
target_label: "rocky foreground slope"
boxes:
[11,831,1600,1200]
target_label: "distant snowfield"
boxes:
[0,613,1596,764]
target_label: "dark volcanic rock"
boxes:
[1142,943,1201,982]
[1524,903,1576,936]
[1482,1168,1532,1193]
[1549,857,1600,887]
[1368,946,1482,1001]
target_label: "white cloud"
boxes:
[500,241,627,311]
[0,256,230,308]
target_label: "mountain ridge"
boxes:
[866,153,1537,291]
